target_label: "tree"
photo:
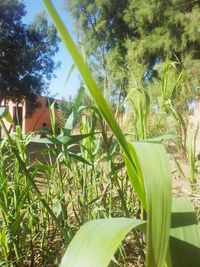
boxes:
[64,0,133,97]
[65,0,200,102]
[0,0,60,112]
[125,0,200,95]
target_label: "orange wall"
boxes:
[0,96,54,135]
[25,96,51,133]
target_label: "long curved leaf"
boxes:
[42,0,134,170]
[0,107,13,124]
[29,133,92,145]
[131,142,172,267]
[168,197,200,267]
[42,4,172,267]
[60,218,145,267]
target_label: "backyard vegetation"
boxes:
[0,0,200,267]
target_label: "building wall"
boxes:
[0,96,53,135]
[25,96,51,133]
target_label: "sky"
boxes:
[23,0,81,100]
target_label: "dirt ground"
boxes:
[170,153,200,223]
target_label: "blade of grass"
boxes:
[42,0,126,148]
[0,107,13,124]
[49,101,57,136]
[0,111,69,243]
[60,218,146,267]
[64,64,75,88]
[42,0,145,208]
[42,4,172,267]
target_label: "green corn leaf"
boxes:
[173,156,187,180]
[54,134,91,145]
[49,101,57,136]
[170,72,182,99]
[142,89,150,121]
[64,112,75,132]
[29,138,55,144]
[42,0,133,168]
[41,5,143,241]
[68,152,92,166]
[124,144,146,208]
[9,211,27,237]
[132,142,172,267]
[0,107,13,124]
[64,64,75,88]
[168,197,200,267]
[0,200,8,217]
[42,0,144,239]
[72,86,85,112]
[30,133,91,145]
[60,142,171,267]
[64,87,85,131]
[60,218,146,267]
[43,3,173,267]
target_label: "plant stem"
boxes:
[0,118,69,243]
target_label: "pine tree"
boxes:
[65,0,200,100]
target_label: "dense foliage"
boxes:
[65,0,200,101]
[0,0,59,110]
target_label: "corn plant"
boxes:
[126,88,150,140]
[0,110,70,264]
[42,1,200,267]
[0,105,135,265]
[156,61,187,152]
